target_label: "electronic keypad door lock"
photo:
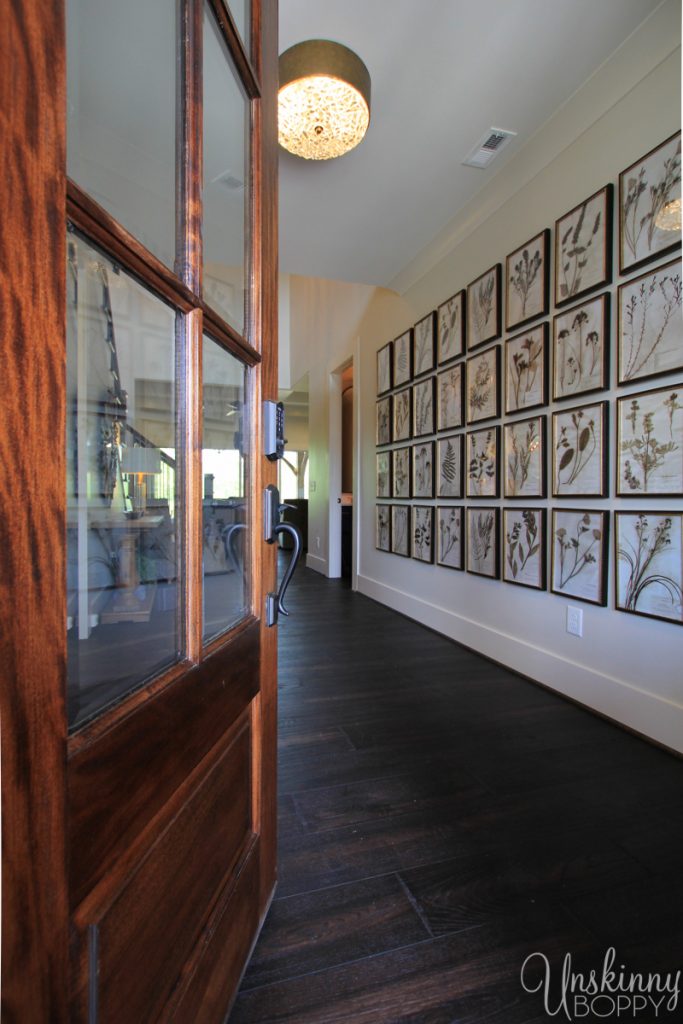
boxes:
[264,400,286,461]
[264,484,302,627]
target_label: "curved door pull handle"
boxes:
[272,522,302,616]
[222,522,247,577]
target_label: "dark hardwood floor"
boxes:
[231,563,683,1023]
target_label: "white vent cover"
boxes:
[463,127,517,169]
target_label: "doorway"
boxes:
[328,357,357,586]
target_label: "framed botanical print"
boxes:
[413,312,437,377]
[503,508,546,590]
[553,293,610,401]
[412,505,434,563]
[376,505,391,552]
[437,434,464,498]
[504,416,546,498]
[436,506,464,570]
[437,291,465,364]
[617,259,682,384]
[392,446,411,499]
[466,506,500,579]
[413,376,435,437]
[412,440,435,499]
[466,345,500,424]
[376,397,391,446]
[467,264,502,350]
[555,184,613,306]
[393,386,412,442]
[391,505,411,558]
[466,426,500,498]
[615,511,682,624]
[393,329,413,388]
[505,228,550,330]
[551,508,608,606]
[376,451,391,498]
[437,363,464,430]
[504,324,548,414]
[552,400,608,497]
[377,341,392,395]
[617,384,683,496]
[619,131,682,275]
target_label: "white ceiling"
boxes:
[278,0,665,288]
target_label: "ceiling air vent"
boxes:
[463,127,517,169]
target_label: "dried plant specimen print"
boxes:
[437,435,464,498]
[437,506,464,570]
[619,132,682,274]
[466,346,500,423]
[377,341,392,395]
[551,509,608,606]
[391,505,411,557]
[555,185,613,306]
[505,324,547,414]
[467,426,499,498]
[467,507,499,578]
[393,387,412,442]
[412,505,434,563]
[616,512,683,624]
[413,377,435,437]
[553,293,610,401]
[617,385,682,496]
[437,364,463,430]
[412,441,435,499]
[504,416,546,498]
[392,446,411,498]
[376,397,391,446]
[552,401,607,497]
[376,505,391,552]
[376,451,391,498]
[467,264,501,350]
[393,329,413,388]
[437,291,465,364]
[413,312,436,377]
[506,229,550,330]
[503,508,546,589]
[618,259,683,384]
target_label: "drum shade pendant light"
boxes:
[278,40,371,160]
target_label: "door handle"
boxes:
[264,484,303,626]
[222,522,247,577]
[271,522,301,617]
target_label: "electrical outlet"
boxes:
[566,606,583,637]
[316,536,321,551]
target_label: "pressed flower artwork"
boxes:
[412,505,434,563]
[505,229,550,330]
[504,416,546,499]
[467,264,501,350]
[392,446,411,499]
[616,512,683,624]
[413,312,436,377]
[504,324,547,414]
[391,505,411,557]
[376,451,391,498]
[552,401,608,497]
[393,386,412,442]
[466,345,500,423]
[617,385,682,496]
[553,293,610,401]
[437,364,463,430]
[413,377,435,437]
[503,508,546,590]
[618,259,683,384]
[467,426,499,498]
[377,341,392,395]
[555,185,613,306]
[376,397,391,446]
[437,506,464,570]
[376,505,391,552]
[393,329,413,387]
[619,132,682,275]
[412,441,435,499]
[466,507,499,578]
[437,291,465,364]
[437,434,464,498]
[551,509,608,606]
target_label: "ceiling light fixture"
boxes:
[654,197,682,232]
[278,40,371,161]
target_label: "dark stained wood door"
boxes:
[1,0,279,1020]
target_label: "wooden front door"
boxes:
[1,0,279,1019]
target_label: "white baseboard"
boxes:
[305,553,327,575]
[357,574,683,754]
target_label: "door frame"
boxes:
[327,340,361,588]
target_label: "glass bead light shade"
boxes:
[655,198,682,232]
[278,40,371,160]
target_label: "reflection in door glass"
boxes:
[203,335,249,643]
[66,232,179,729]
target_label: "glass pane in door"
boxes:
[202,336,249,643]
[66,232,180,729]
[228,0,250,52]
